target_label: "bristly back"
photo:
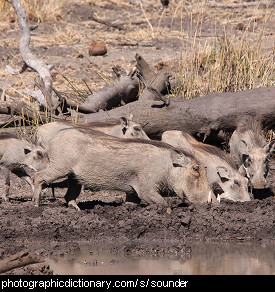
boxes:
[0,132,18,140]
[180,132,237,168]
[61,127,196,160]
[120,137,195,160]
[76,119,120,128]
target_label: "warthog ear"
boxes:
[216,166,232,182]
[170,148,190,167]
[264,140,275,156]
[120,117,128,127]
[240,140,250,154]
[242,154,251,165]
[120,117,129,135]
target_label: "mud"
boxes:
[0,167,274,275]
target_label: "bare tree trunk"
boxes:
[77,87,275,142]
[5,0,55,109]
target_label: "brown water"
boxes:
[47,242,275,275]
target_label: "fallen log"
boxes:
[78,87,275,143]
[0,250,44,274]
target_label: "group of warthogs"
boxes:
[0,115,274,211]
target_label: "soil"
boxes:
[0,1,274,274]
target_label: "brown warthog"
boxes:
[229,116,275,189]
[33,128,213,209]
[0,132,48,202]
[36,114,149,148]
[162,130,251,202]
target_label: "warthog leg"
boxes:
[136,187,168,208]
[64,176,82,211]
[33,166,70,207]
[1,167,33,202]
[11,168,34,193]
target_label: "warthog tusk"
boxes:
[208,191,212,203]
[217,194,221,202]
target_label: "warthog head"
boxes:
[162,130,251,202]
[169,149,213,204]
[23,144,48,172]
[239,140,275,189]
[120,114,149,139]
[215,165,251,202]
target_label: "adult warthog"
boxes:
[229,116,275,190]
[162,130,251,202]
[0,132,48,202]
[36,114,149,148]
[33,128,213,209]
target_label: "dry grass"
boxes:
[0,0,64,22]
[154,0,275,99]
[174,33,275,99]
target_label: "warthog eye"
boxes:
[220,177,229,183]
[193,165,200,173]
[243,156,252,168]
[234,179,240,186]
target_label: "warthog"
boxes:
[0,132,48,202]
[162,130,251,202]
[36,114,149,148]
[33,128,213,209]
[229,116,275,189]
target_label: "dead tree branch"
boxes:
[69,70,140,114]
[89,11,126,30]
[5,0,55,109]
[135,53,170,106]
[0,250,44,274]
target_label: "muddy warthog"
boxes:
[0,132,48,202]
[229,116,275,189]
[36,115,149,148]
[162,130,251,202]
[33,128,213,209]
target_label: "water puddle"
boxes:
[47,242,275,275]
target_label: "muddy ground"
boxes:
[0,1,274,274]
[0,165,274,274]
